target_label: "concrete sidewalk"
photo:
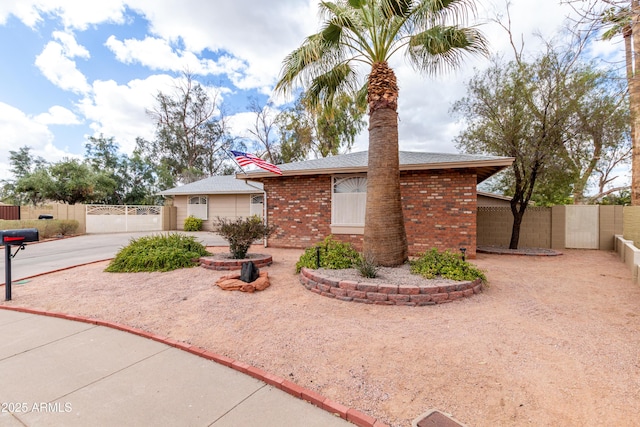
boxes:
[0,309,360,427]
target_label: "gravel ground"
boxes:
[2,246,639,427]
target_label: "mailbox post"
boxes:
[1,228,39,301]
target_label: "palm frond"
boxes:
[380,0,413,19]
[413,0,477,28]
[276,32,344,97]
[408,25,488,74]
[306,62,360,108]
[355,81,369,112]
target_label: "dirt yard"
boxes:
[2,247,639,427]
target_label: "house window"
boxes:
[250,194,264,218]
[332,176,366,233]
[187,196,208,220]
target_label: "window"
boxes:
[332,176,366,233]
[250,194,264,218]
[187,196,208,220]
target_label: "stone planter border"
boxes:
[200,254,273,271]
[299,268,483,306]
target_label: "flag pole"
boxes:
[224,149,249,176]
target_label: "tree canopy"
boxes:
[138,73,234,187]
[453,45,630,247]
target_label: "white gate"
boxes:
[86,205,163,233]
[565,205,599,249]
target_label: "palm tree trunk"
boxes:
[363,62,408,266]
[631,4,640,205]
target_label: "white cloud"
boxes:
[76,76,165,154]
[0,102,73,180]
[0,0,128,30]
[227,110,266,143]
[35,105,81,125]
[35,31,91,93]
[0,0,42,27]
[52,30,89,58]
[105,35,247,77]
[125,0,317,91]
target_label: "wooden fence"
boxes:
[0,205,20,220]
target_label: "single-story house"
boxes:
[238,151,513,259]
[159,175,265,231]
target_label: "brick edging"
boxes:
[300,268,483,305]
[0,305,387,427]
[199,254,273,271]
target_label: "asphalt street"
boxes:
[0,231,227,285]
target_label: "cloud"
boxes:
[126,0,317,91]
[0,102,72,180]
[0,0,42,27]
[0,0,128,30]
[35,31,91,93]
[35,105,81,125]
[76,76,166,154]
[105,35,247,77]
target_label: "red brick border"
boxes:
[199,254,273,271]
[0,305,388,427]
[299,268,483,305]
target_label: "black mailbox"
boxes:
[0,228,39,245]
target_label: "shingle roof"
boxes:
[238,151,514,184]
[158,175,263,196]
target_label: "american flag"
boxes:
[230,150,283,175]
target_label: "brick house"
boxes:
[240,151,513,259]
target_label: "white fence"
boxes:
[615,235,640,284]
[86,205,163,233]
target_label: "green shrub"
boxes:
[295,235,360,273]
[410,248,486,281]
[57,220,79,236]
[214,215,275,259]
[105,233,210,272]
[183,215,203,231]
[352,251,379,278]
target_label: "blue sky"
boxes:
[0,0,623,183]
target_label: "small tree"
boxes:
[214,216,275,259]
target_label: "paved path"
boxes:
[0,309,353,427]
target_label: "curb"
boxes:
[0,305,388,427]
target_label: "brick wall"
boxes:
[401,169,477,257]
[264,175,333,248]
[262,169,478,258]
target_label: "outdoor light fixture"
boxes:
[460,247,467,261]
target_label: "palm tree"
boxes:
[275,0,487,266]
[601,2,640,204]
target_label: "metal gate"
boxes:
[86,205,163,233]
[565,205,599,249]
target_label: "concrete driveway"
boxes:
[0,231,228,285]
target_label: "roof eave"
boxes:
[159,190,262,196]
[238,158,515,180]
